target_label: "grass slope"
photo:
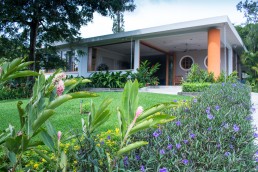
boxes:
[0,92,190,133]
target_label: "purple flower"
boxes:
[173,99,177,102]
[232,83,236,87]
[206,107,211,114]
[176,120,181,126]
[251,106,256,113]
[140,165,145,172]
[176,143,181,149]
[153,129,162,138]
[159,167,168,172]
[190,133,195,139]
[167,144,173,150]
[107,135,111,140]
[254,133,258,138]
[183,100,186,102]
[216,144,221,149]
[233,124,240,132]
[224,152,231,156]
[207,114,214,120]
[255,151,258,156]
[135,155,140,161]
[215,105,220,111]
[207,127,212,131]
[160,149,165,155]
[123,156,129,166]
[255,157,258,162]
[182,159,189,165]
[183,140,189,144]
[193,98,197,103]
[101,141,104,145]
[246,115,253,121]
[222,82,225,86]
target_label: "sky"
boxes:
[80,0,246,38]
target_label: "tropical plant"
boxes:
[88,71,132,88]
[185,64,215,83]
[131,60,161,86]
[0,66,98,171]
[0,58,38,85]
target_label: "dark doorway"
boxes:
[141,55,166,85]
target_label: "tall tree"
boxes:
[236,0,258,91]
[112,12,125,33]
[237,0,257,23]
[0,0,136,71]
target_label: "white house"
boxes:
[53,16,246,85]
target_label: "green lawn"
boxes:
[0,92,190,133]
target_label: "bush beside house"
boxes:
[125,82,257,171]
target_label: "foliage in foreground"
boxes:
[125,82,257,171]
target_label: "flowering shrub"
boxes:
[126,82,257,171]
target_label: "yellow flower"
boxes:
[115,128,119,134]
[41,158,46,162]
[96,143,100,147]
[74,160,78,164]
[107,130,112,134]
[33,163,39,169]
[74,145,80,150]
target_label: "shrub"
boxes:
[185,64,215,83]
[126,82,257,171]
[131,60,160,86]
[216,71,239,83]
[0,79,32,100]
[182,82,211,92]
[88,71,132,88]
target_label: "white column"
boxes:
[78,46,88,77]
[227,45,233,75]
[134,39,140,72]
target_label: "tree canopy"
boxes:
[0,0,136,70]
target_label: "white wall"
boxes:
[175,49,207,79]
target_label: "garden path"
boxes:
[142,86,258,143]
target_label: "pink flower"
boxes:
[52,72,66,85]
[136,106,144,118]
[56,80,65,96]
[57,131,62,141]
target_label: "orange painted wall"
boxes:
[208,29,221,78]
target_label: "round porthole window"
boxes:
[204,56,208,68]
[179,55,194,71]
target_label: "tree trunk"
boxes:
[29,20,39,71]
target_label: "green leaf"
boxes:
[60,151,67,172]
[32,109,55,132]
[45,121,56,137]
[136,103,176,122]
[5,71,38,80]
[7,151,17,165]
[117,141,148,156]
[34,149,52,162]
[41,130,55,152]
[47,92,98,109]
[92,98,112,126]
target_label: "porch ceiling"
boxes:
[141,31,208,55]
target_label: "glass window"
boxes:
[179,56,194,71]
[89,41,134,71]
[204,56,208,68]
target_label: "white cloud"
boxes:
[80,0,245,38]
